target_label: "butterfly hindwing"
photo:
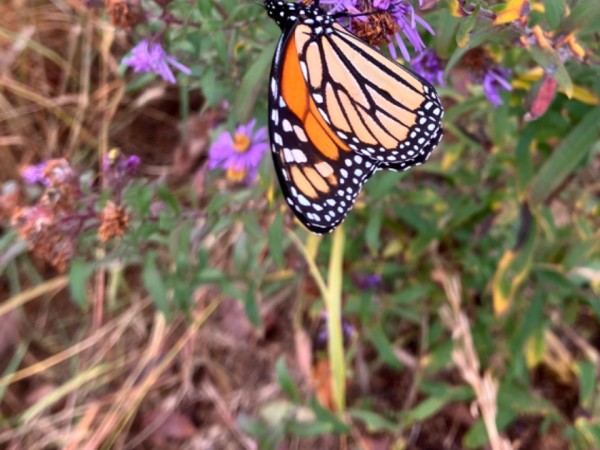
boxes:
[269,29,380,234]
[379,125,444,172]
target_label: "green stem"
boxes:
[327,225,345,414]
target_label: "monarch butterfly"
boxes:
[265,0,443,234]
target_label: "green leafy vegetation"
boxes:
[0,0,599,448]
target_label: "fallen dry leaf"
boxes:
[143,408,198,444]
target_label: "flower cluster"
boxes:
[461,48,512,107]
[322,0,435,61]
[208,119,269,184]
[6,151,141,273]
[102,148,141,193]
[12,159,80,272]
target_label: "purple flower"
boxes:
[320,1,433,61]
[355,273,383,291]
[320,0,355,12]
[411,49,445,86]
[315,312,355,350]
[386,0,435,61]
[122,39,191,84]
[208,119,269,183]
[21,161,50,185]
[102,149,141,190]
[483,66,512,107]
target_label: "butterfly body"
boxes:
[265,0,443,234]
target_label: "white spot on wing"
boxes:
[294,125,308,142]
[291,149,307,163]
[298,194,310,206]
[283,148,294,162]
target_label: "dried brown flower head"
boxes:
[98,201,129,243]
[461,47,493,79]
[106,0,143,29]
[351,12,399,48]
[11,206,74,273]
[40,159,80,212]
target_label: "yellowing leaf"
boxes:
[492,206,537,315]
[524,329,546,367]
[514,70,599,105]
[494,0,530,24]
[570,85,599,105]
[517,67,544,82]
[448,0,466,17]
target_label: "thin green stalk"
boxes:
[288,227,347,415]
[287,231,328,298]
[326,225,345,414]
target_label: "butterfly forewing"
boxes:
[295,23,443,167]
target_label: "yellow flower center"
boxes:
[232,133,251,153]
[226,167,247,183]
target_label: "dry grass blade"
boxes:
[432,259,513,450]
[0,276,68,319]
[0,300,143,388]
[83,300,223,449]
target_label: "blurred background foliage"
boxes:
[1,0,600,448]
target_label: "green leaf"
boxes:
[244,284,262,329]
[577,360,596,410]
[123,179,154,217]
[509,292,544,357]
[68,258,95,308]
[456,6,479,48]
[286,420,335,437]
[544,0,564,28]
[156,183,180,215]
[268,213,285,268]
[233,44,274,123]
[142,252,170,318]
[309,397,350,433]
[515,124,536,197]
[200,68,228,107]
[196,268,225,284]
[367,327,403,370]
[363,171,403,199]
[463,409,515,449]
[434,9,460,57]
[557,0,600,34]
[530,106,600,206]
[574,417,600,447]
[364,206,383,254]
[498,382,557,415]
[528,46,572,97]
[405,383,474,423]
[275,357,299,402]
[348,409,398,433]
